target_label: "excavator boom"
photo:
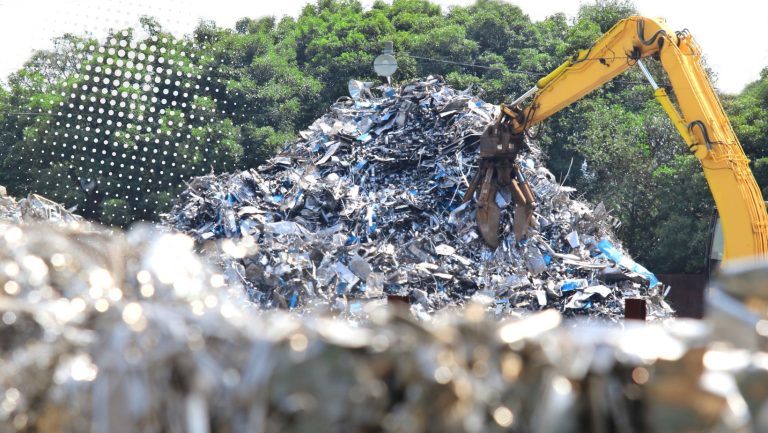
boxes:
[470,16,768,262]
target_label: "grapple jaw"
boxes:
[464,122,537,248]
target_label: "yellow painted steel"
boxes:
[652,87,695,148]
[536,59,573,89]
[503,16,768,262]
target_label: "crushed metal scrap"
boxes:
[0,222,763,432]
[165,76,672,320]
[0,185,83,226]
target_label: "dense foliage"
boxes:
[0,0,765,273]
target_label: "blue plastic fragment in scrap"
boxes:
[349,301,363,314]
[289,291,298,309]
[336,282,348,295]
[560,279,586,292]
[353,160,368,172]
[294,189,304,206]
[597,239,659,288]
[434,165,447,179]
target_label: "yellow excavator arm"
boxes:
[471,16,768,262]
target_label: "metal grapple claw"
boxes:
[464,121,537,248]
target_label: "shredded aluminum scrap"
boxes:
[0,186,82,226]
[165,77,671,321]
[0,222,764,432]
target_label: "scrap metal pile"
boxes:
[0,186,82,226]
[166,77,671,321]
[0,222,765,433]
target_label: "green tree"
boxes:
[728,67,768,196]
[2,20,241,224]
[650,155,712,273]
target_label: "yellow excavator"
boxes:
[465,16,768,265]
